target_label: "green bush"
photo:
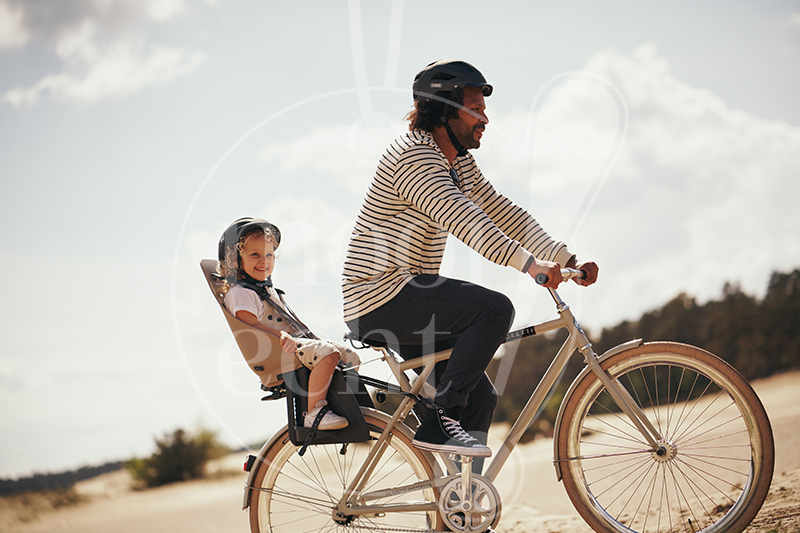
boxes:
[125,428,228,489]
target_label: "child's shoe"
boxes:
[304,400,349,430]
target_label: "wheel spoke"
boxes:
[678,410,742,449]
[675,456,744,497]
[591,456,653,501]
[666,366,687,447]
[671,458,718,522]
[667,460,702,530]
[670,382,718,442]
[559,345,773,533]
[273,459,339,504]
[606,458,656,519]
[668,369,702,441]
[659,463,673,533]
[680,427,750,451]
[586,412,651,447]
[592,390,641,429]
[250,418,440,532]
[264,486,336,512]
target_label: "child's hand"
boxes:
[340,347,361,370]
[279,332,298,353]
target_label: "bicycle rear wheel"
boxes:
[557,342,773,533]
[249,408,443,533]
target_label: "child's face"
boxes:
[240,235,276,281]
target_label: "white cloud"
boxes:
[3,22,206,108]
[478,43,800,325]
[256,43,800,329]
[788,12,800,28]
[0,0,212,107]
[144,0,222,22]
[259,112,407,194]
[478,43,800,328]
[0,1,27,49]
[577,44,799,297]
[145,0,192,21]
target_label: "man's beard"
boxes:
[450,118,483,150]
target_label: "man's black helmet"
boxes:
[218,217,281,263]
[412,60,493,103]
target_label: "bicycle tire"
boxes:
[249,408,444,532]
[557,342,774,533]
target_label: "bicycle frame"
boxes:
[238,261,773,533]
[332,280,665,518]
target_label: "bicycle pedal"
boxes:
[447,453,473,464]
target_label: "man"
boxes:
[342,60,598,459]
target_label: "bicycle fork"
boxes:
[582,344,662,448]
[555,288,663,449]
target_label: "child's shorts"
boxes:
[294,339,361,370]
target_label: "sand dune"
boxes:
[3,371,799,533]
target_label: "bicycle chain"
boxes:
[344,526,452,533]
[345,520,495,533]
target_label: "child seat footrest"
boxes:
[284,367,370,447]
[297,403,331,456]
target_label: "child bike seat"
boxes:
[200,259,301,388]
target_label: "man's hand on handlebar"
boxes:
[573,261,599,287]
[527,260,563,289]
[529,258,599,288]
[566,255,599,287]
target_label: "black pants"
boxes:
[345,275,514,443]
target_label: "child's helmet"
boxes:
[412,60,493,103]
[218,217,282,263]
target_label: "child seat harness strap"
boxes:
[239,282,319,340]
[298,404,331,456]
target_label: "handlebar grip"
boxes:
[536,268,587,285]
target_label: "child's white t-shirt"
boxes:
[223,284,300,335]
[223,284,360,370]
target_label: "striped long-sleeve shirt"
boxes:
[342,130,573,322]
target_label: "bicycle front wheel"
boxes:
[557,342,774,533]
[249,408,443,533]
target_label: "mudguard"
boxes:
[242,424,289,511]
[552,338,643,481]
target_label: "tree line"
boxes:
[488,268,800,439]
[0,428,230,495]
[0,461,123,496]
[5,269,797,491]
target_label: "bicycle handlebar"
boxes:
[534,267,586,286]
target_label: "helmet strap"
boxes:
[238,270,273,295]
[440,115,468,157]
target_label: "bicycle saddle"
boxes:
[343,330,388,348]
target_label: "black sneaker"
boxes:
[412,406,491,457]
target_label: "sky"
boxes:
[1,0,799,479]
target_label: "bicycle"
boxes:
[240,268,775,533]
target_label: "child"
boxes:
[217,217,360,430]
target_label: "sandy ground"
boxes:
[3,370,799,533]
